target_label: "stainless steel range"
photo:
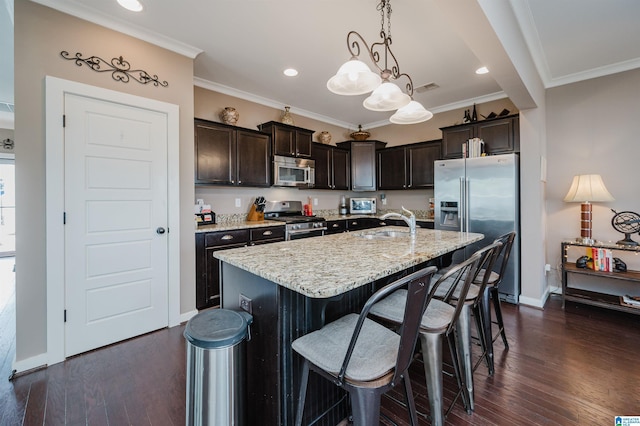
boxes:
[263,200,327,240]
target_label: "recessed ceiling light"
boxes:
[283,68,299,77]
[117,0,143,12]
[475,66,489,75]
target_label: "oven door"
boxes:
[286,228,326,240]
[273,156,315,188]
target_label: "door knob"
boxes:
[156,227,166,234]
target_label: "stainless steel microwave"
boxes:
[349,197,377,214]
[273,155,315,188]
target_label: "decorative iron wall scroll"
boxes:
[60,51,168,87]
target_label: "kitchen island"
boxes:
[215,227,483,426]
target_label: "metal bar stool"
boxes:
[431,240,503,413]
[292,266,437,426]
[475,231,517,375]
[369,252,484,426]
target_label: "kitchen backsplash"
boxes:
[195,186,434,216]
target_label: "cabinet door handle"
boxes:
[221,235,234,240]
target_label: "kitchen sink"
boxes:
[358,230,411,240]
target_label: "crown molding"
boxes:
[30,0,202,59]
[545,58,640,89]
[428,91,508,115]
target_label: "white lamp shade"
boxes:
[563,174,615,203]
[327,59,382,95]
[390,100,433,124]
[363,81,411,111]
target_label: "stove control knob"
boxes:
[292,224,300,230]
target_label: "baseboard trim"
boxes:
[519,293,547,309]
[180,309,198,324]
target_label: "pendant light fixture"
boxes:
[327,0,432,124]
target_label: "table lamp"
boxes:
[563,174,614,244]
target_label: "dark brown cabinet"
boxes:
[328,217,380,233]
[378,140,441,190]
[195,225,285,310]
[195,119,271,187]
[311,143,350,190]
[250,226,286,245]
[441,115,519,159]
[347,217,386,230]
[258,121,314,158]
[326,219,347,234]
[336,140,387,192]
[195,229,250,310]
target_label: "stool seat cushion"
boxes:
[474,268,500,286]
[292,313,400,382]
[370,289,455,332]
[432,275,480,301]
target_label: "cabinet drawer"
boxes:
[204,229,250,247]
[326,220,347,234]
[250,226,285,242]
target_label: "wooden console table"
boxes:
[561,240,640,314]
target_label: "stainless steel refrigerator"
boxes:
[434,153,520,303]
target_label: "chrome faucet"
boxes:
[381,206,416,237]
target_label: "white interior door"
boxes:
[64,93,169,357]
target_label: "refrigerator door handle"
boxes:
[464,177,470,232]
[459,177,465,231]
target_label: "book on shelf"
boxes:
[465,137,485,158]
[587,247,614,272]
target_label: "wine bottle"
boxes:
[471,104,477,122]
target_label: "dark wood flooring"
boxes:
[2,262,640,425]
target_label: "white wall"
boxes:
[546,68,640,287]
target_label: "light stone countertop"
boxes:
[215,227,483,298]
[195,220,284,233]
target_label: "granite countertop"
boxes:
[195,219,284,233]
[215,227,483,298]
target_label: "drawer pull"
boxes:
[221,235,234,240]
[351,221,358,225]
[262,230,273,236]
[331,223,339,228]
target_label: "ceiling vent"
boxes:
[415,83,439,93]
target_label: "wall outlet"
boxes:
[235,198,241,208]
[313,198,318,206]
[239,294,252,314]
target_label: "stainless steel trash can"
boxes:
[184,309,253,426]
